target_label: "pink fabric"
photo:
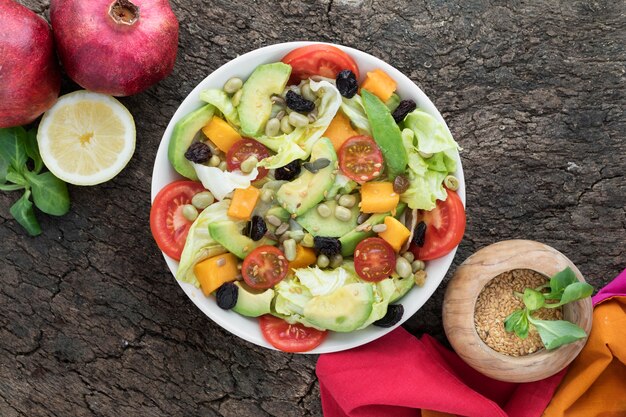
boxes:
[317,328,566,417]
[592,268,626,305]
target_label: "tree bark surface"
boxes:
[1,1,624,416]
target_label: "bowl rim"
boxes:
[443,239,593,381]
[151,41,466,354]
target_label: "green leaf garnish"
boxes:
[503,267,592,350]
[0,126,71,235]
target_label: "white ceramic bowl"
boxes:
[151,41,465,354]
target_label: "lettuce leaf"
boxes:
[402,109,459,155]
[199,89,240,127]
[176,200,236,286]
[193,163,258,200]
[256,80,342,168]
[340,94,372,135]
[400,128,449,211]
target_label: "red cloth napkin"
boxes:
[317,327,566,417]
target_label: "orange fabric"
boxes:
[543,297,626,416]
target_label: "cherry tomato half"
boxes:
[338,135,384,184]
[259,315,328,353]
[410,190,466,261]
[226,138,270,180]
[354,237,396,282]
[150,180,206,261]
[281,44,360,84]
[242,246,289,290]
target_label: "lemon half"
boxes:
[37,91,136,186]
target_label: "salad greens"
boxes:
[0,127,70,235]
[156,45,466,352]
[504,267,593,350]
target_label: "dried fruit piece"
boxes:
[393,174,410,194]
[314,236,342,257]
[286,90,315,113]
[412,221,427,247]
[274,159,301,181]
[245,215,268,241]
[184,141,212,163]
[373,304,404,327]
[216,282,238,310]
[336,70,358,98]
[391,99,417,124]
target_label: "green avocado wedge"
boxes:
[208,220,275,259]
[303,283,374,332]
[168,104,215,180]
[276,137,337,216]
[232,282,275,317]
[361,89,408,179]
[238,62,291,137]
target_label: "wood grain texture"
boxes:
[443,240,593,382]
[1,0,624,415]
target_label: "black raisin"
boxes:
[373,304,404,327]
[274,159,301,181]
[314,236,342,257]
[393,175,410,194]
[392,99,417,124]
[286,90,315,113]
[216,282,238,310]
[245,215,267,241]
[336,70,358,98]
[303,158,331,173]
[184,141,212,163]
[412,221,427,247]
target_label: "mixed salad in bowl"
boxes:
[150,43,465,353]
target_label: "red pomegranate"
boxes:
[50,0,179,97]
[0,0,61,128]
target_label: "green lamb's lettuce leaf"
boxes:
[402,109,460,155]
[527,316,588,350]
[256,80,342,168]
[199,89,240,127]
[400,128,448,211]
[176,200,236,286]
[340,94,372,135]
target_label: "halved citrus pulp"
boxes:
[37,90,136,186]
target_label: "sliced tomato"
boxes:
[259,315,328,352]
[410,190,466,261]
[242,246,288,290]
[354,237,396,282]
[338,135,384,184]
[226,138,270,180]
[150,180,206,261]
[281,44,360,84]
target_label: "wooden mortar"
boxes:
[443,239,593,383]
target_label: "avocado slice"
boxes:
[303,283,374,332]
[389,274,415,303]
[296,199,359,237]
[238,62,291,137]
[168,104,215,180]
[361,89,408,179]
[232,282,275,317]
[276,138,337,216]
[209,220,275,259]
[338,203,407,257]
